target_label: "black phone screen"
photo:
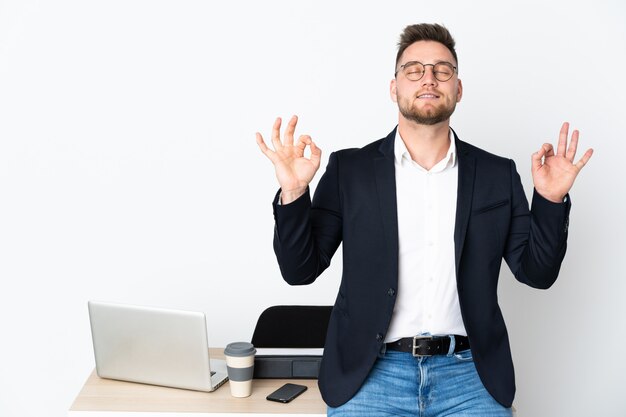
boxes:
[266,383,308,403]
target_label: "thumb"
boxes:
[309,140,322,167]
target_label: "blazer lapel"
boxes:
[453,130,476,277]
[375,129,399,279]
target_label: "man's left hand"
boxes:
[531,122,594,203]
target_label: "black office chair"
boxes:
[251,305,332,348]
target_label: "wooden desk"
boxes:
[69,348,326,416]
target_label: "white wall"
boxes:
[0,1,624,416]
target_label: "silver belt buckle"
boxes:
[412,335,433,357]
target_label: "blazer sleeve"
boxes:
[503,159,571,289]
[272,152,343,285]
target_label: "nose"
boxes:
[421,64,438,86]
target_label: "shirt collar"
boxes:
[394,128,457,172]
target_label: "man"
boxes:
[256,24,592,416]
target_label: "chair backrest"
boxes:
[251,305,332,348]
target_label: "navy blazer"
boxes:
[272,127,570,408]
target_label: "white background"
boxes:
[1,1,624,416]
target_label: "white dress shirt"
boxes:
[385,129,467,343]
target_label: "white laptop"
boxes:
[88,301,228,392]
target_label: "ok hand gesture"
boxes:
[256,116,322,204]
[532,122,593,203]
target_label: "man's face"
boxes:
[390,40,463,126]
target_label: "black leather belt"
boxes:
[386,335,470,357]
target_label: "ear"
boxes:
[456,78,463,103]
[390,78,398,103]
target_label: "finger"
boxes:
[566,129,579,162]
[294,134,308,156]
[574,148,594,171]
[531,146,546,171]
[543,143,555,158]
[284,115,298,146]
[256,132,278,162]
[299,135,322,168]
[309,140,322,168]
[271,117,283,150]
[557,122,569,156]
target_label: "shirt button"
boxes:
[387,288,396,296]
[376,333,384,342]
[428,241,434,246]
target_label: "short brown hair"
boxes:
[395,24,458,70]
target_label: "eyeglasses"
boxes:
[395,61,457,82]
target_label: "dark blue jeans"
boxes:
[327,347,513,416]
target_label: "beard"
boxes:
[398,95,457,126]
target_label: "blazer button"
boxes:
[376,333,384,342]
[387,288,396,296]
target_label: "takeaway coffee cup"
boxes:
[224,342,256,397]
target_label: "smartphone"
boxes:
[266,383,308,403]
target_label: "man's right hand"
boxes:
[256,115,322,204]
